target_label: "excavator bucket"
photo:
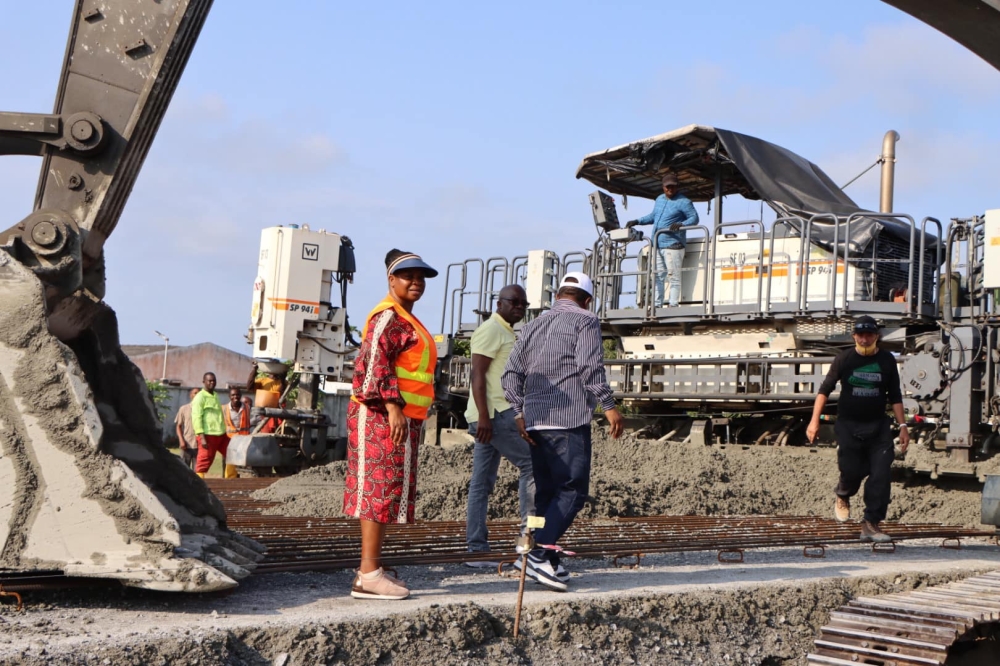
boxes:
[0,255,264,591]
[0,1,265,591]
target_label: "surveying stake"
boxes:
[512,515,545,638]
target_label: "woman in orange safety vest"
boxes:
[343,249,438,601]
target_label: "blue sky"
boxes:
[2,1,999,353]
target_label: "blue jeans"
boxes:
[529,425,591,562]
[466,409,535,553]
[655,246,685,307]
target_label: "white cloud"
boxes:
[180,119,347,175]
[152,95,348,177]
[656,19,1000,135]
[821,22,1000,109]
[640,17,1000,230]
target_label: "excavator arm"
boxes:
[0,0,263,592]
[881,0,1000,73]
[1,0,213,325]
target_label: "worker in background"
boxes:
[191,372,237,479]
[501,272,624,591]
[174,387,200,469]
[464,284,535,568]
[247,363,284,435]
[344,249,439,601]
[806,315,910,544]
[247,361,285,406]
[223,386,251,436]
[625,173,699,308]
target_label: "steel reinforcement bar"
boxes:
[207,480,995,574]
[0,479,995,593]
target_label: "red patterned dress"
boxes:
[343,309,423,524]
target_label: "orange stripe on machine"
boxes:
[720,259,845,281]
[269,297,321,314]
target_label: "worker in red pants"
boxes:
[191,371,237,478]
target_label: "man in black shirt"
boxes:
[806,315,910,543]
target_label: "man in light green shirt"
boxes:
[191,372,236,479]
[465,285,535,565]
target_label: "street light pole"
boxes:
[153,330,169,381]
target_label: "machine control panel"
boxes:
[589,191,620,232]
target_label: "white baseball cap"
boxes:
[559,271,594,296]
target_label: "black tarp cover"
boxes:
[576,125,932,255]
[715,128,900,253]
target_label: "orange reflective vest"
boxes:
[354,295,437,421]
[222,404,251,435]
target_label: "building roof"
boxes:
[122,344,176,357]
[122,342,251,360]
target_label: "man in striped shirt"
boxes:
[501,272,624,591]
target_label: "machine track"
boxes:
[808,571,1000,665]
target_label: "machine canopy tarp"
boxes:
[716,129,899,253]
[576,125,935,256]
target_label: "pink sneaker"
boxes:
[351,569,409,600]
[357,567,405,586]
[384,567,406,584]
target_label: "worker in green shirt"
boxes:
[191,372,237,478]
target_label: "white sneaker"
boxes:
[514,555,569,581]
[525,554,568,592]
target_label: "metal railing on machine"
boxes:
[439,256,520,337]
[762,212,940,321]
[764,216,808,316]
[605,355,836,402]
[943,215,994,323]
[588,235,641,320]
[586,225,716,321]
[833,212,937,320]
[706,219,768,317]
[648,225,714,317]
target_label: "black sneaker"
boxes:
[525,553,568,592]
[860,520,892,544]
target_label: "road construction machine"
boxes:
[435,124,1000,483]
[226,224,357,475]
[0,0,265,592]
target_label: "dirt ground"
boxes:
[3,544,999,666]
[255,426,989,528]
[4,427,997,665]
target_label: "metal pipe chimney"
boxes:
[879,130,900,213]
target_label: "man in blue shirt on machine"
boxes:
[626,173,699,308]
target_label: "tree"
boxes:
[145,380,170,422]
[452,338,471,358]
